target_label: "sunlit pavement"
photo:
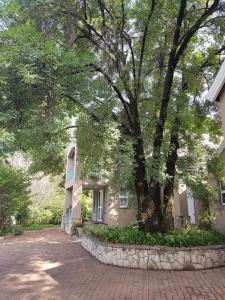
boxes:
[0,228,225,300]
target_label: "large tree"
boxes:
[0,0,225,232]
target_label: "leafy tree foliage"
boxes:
[0,0,225,232]
[81,192,92,223]
[0,162,31,230]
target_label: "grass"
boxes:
[83,224,225,248]
[22,224,60,231]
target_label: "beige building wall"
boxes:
[215,86,225,231]
[208,172,225,231]
[91,187,136,226]
[106,189,136,226]
[218,86,225,140]
[62,143,82,235]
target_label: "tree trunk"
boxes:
[132,143,163,232]
[162,113,180,232]
[130,102,163,232]
[137,181,163,233]
[0,217,6,232]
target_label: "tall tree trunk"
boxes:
[0,217,6,232]
[133,142,163,232]
[162,117,180,232]
[162,73,188,232]
[131,130,163,231]
[146,1,187,232]
[129,100,162,232]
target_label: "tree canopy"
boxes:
[0,0,225,232]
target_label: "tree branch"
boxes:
[137,0,156,92]
[150,0,187,181]
[199,44,225,70]
[62,92,101,122]
[62,92,131,136]
[90,64,133,127]
[174,0,220,65]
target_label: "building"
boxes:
[61,131,207,235]
[206,60,225,231]
[61,128,202,235]
[61,140,136,235]
[174,61,225,231]
[61,119,136,235]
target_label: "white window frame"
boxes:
[119,189,128,208]
[220,182,225,205]
[97,190,104,222]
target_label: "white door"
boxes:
[97,190,104,222]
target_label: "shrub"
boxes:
[13,225,24,235]
[197,211,217,231]
[81,192,92,223]
[0,223,13,236]
[29,207,53,224]
[83,224,225,247]
[0,162,31,230]
[43,203,63,224]
[28,192,63,225]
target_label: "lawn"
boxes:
[22,224,60,231]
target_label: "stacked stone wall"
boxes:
[81,234,225,270]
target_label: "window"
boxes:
[220,182,225,205]
[119,189,128,208]
[97,190,104,222]
[93,191,96,212]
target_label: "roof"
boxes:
[206,60,225,102]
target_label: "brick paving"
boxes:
[0,228,225,300]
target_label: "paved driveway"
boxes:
[0,228,225,300]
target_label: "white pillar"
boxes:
[187,188,196,224]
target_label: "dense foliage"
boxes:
[0,162,31,231]
[0,0,225,232]
[84,224,225,247]
[28,190,64,225]
[81,192,92,223]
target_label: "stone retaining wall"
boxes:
[81,234,225,270]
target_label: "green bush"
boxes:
[43,202,63,224]
[84,224,225,247]
[13,225,24,235]
[0,162,31,230]
[0,223,13,236]
[81,192,92,223]
[28,194,63,225]
[197,211,217,231]
[29,207,53,224]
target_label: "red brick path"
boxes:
[0,228,225,300]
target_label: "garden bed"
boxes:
[83,224,225,247]
[81,225,225,270]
